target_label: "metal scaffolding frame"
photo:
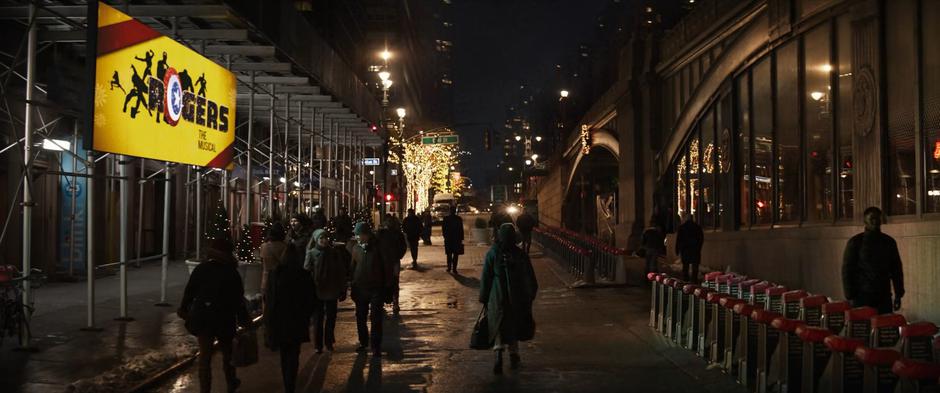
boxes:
[0,1,382,350]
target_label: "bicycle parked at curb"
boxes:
[0,265,45,347]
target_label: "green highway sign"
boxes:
[421,134,459,145]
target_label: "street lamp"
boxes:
[560,89,569,99]
[535,135,542,142]
[396,107,407,120]
[514,135,522,141]
[531,154,539,160]
[525,159,532,166]
[380,50,392,61]
[378,71,390,82]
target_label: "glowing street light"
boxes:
[508,167,514,171]
[382,79,393,89]
[535,135,542,142]
[279,177,287,183]
[514,135,522,141]
[810,91,825,101]
[380,50,392,61]
[396,107,407,119]
[560,89,569,98]
[531,154,539,160]
[378,70,390,82]
[525,159,532,166]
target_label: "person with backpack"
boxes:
[264,244,315,393]
[377,217,408,315]
[305,229,350,353]
[179,238,249,393]
[402,208,424,269]
[479,223,539,375]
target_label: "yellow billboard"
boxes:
[92,2,236,168]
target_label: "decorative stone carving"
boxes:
[853,65,876,136]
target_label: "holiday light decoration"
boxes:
[388,134,463,212]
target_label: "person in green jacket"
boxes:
[304,229,350,353]
[348,222,390,357]
[479,223,539,374]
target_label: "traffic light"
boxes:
[483,128,492,151]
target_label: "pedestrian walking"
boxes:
[310,208,328,232]
[349,222,390,357]
[402,208,423,268]
[304,229,350,353]
[333,207,354,243]
[842,207,905,314]
[489,206,512,240]
[640,219,666,274]
[178,238,249,393]
[264,244,315,393]
[377,217,408,315]
[442,205,465,273]
[515,210,537,254]
[288,213,312,251]
[480,223,539,375]
[421,210,433,245]
[260,222,289,295]
[675,213,704,282]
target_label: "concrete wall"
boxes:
[669,221,940,323]
[537,165,564,228]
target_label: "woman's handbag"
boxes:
[231,327,259,367]
[469,306,491,350]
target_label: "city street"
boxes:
[150,236,745,393]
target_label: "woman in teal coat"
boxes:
[479,223,539,374]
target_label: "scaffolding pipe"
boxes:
[195,166,202,261]
[296,100,301,214]
[19,2,37,348]
[135,160,144,268]
[245,71,254,226]
[69,123,77,276]
[157,162,171,306]
[84,151,97,330]
[268,83,275,220]
[117,155,130,320]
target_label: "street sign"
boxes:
[361,157,380,166]
[421,134,459,145]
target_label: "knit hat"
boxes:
[206,237,236,265]
[312,228,328,243]
[353,222,373,235]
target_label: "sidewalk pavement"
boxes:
[148,239,749,393]
[1,258,195,393]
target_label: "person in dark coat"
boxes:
[489,206,513,240]
[421,210,433,245]
[401,208,424,269]
[377,218,408,315]
[675,213,704,282]
[842,206,905,314]
[349,222,390,357]
[304,229,350,353]
[332,207,354,243]
[479,223,539,375]
[310,208,328,232]
[442,205,465,273]
[264,243,315,392]
[641,219,666,275]
[179,238,249,393]
[288,213,312,251]
[515,211,537,254]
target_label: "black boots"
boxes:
[493,350,504,374]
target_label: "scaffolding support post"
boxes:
[245,72,254,226]
[195,166,202,261]
[116,155,132,321]
[18,2,37,349]
[268,84,275,220]
[157,162,171,307]
[82,151,101,331]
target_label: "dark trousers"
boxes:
[353,288,384,351]
[446,253,459,271]
[854,294,893,314]
[279,341,301,393]
[682,263,700,283]
[313,299,338,349]
[197,334,237,393]
[520,231,532,254]
[407,237,420,262]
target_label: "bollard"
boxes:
[693,286,715,355]
[681,283,701,349]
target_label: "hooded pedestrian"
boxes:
[515,210,537,254]
[179,237,249,393]
[377,217,408,315]
[305,229,350,353]
[310,208,328,232]
[332,207,354,243]
[402,208,424,268]
[264,243,315,393]
[675,213,704,282]
[640,219,666,274]
[442,205,465,273]
[479,223,539,375]
[260,222,288,295]
[288,213,312,251]
[349,222,390,357]
[842,207,905,313]
[421,210,434,245]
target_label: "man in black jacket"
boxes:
[442,205,464,273]
[401,209,423,269]
[349,222,389,357]
[675,213,704,282]
[332,207,353,243]
[842,206,905,314]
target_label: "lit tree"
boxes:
[235,224,255,262]
[389,140,460,212]
[205,203,232,243]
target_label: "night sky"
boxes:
[452,0,610,191]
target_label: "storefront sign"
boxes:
[362,157,381,166]
[88,2,236,168]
